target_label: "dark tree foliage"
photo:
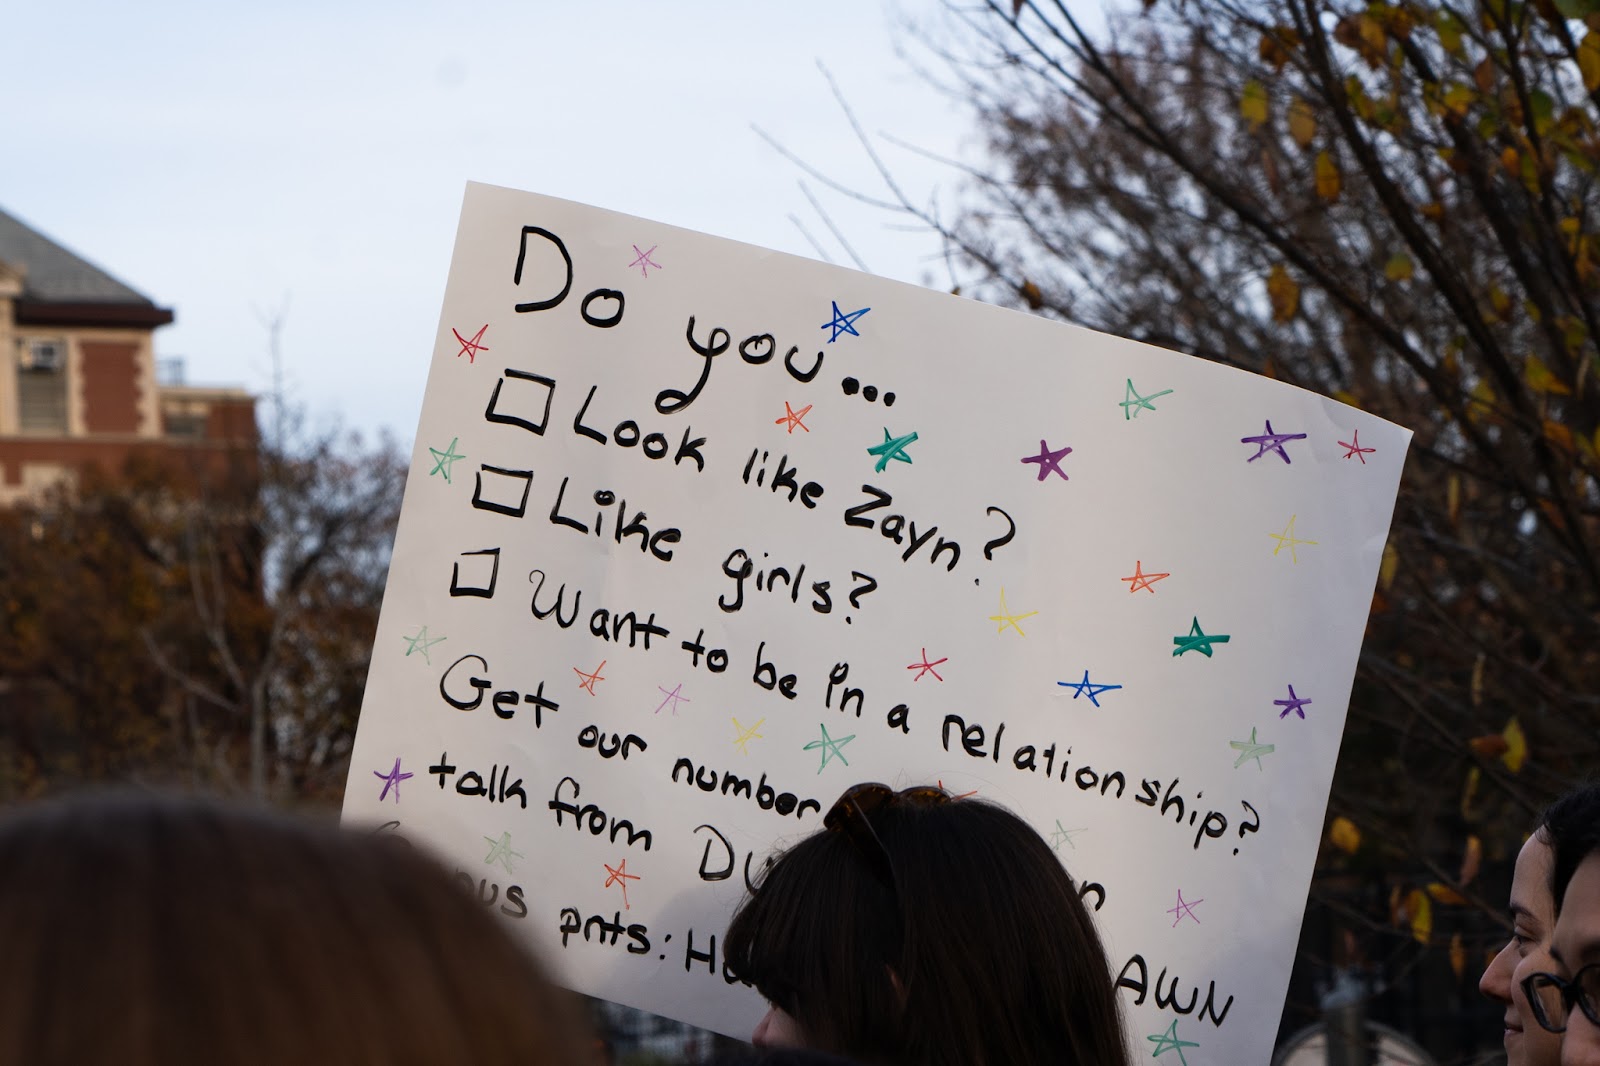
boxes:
[0,430,403,803]
[879,0,1600,1053]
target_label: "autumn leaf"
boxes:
[1436,10,1465,54]
[1330,815,1361,854]
[1018,279,1043,309]
[1449,475,1463,529]
[1462,767,1482,819]
[1288,96,1317,147]
[1267,263,1300,321]
[1408,896,1436,941]
[1460,835,1483,887]
[1527,354,1574,395]
[1385,253,1414,281]
[1379,540,1399,590]
[1546,419,1575,453]
[1241,79,1270,130]
[1316,150,1342,200]
[1451,934,1467,980]
[1428,882,1468,905]
[1469,734,1510,758]
[1581,32,1600,92]
[1502,717,1528,772]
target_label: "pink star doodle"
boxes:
[629,244,661,278]
[1168,888,1203,926]
[452,324,490,363]
[1339,428,1376,464]
[907,648,948,682]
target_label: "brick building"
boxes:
[0,207,255,505]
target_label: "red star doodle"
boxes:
[603,858,640,909]
[574,661,607,695]
[907,648,948,682]
[452,324,490,363]
[1339,428,1376,464]
[776,401,812,434]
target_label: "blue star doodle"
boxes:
[1240,419,1308,464]
[428,436,467,483]
[803,723,856,773]
[1173,617,1231,658]
[867,427,918,473]
[1021,439,1073,481]
[1146,1019,1200,1065]
[1230,727,1275,770]
[1057,670,1123,707]
[821,300,870,342]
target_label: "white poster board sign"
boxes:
[342,182,1409,1065]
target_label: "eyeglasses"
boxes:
[1521,964,1600,1033]
[824,782,951,887]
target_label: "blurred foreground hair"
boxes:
[0,792,588,1066]
[725,790,1130,1066]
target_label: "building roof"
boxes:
[0,206,173,327]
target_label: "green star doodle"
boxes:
[1230,726,1276,770]
[867,428,918,473]
[403,625,446,664]
[1173,617,1231,658]
[803,723,855,773]
[428,436,466,483]
[1121,378,1174,419]
[483,831,523,874]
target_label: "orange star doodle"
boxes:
[603,858,640,909]
[938,778,978,799]
[776,401,812,434]
[574,660,607,695]
[1121,560,1171,594]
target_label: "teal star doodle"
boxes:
[1120,378,1174,419]
[1173,617,1231,658]
[428,436,467,483]
[483,831,523,875]
[1230,726,1276,770]
[867,428,919,473]
[803,723,856,773]
[1058,670,1123,707]
[402,625,446,664]
[1146,1019,1200,1065]
[822,300,871,342]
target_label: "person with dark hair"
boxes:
[1481,785,1600,1066]
[1517,787,1600,1065]
[0,791,590,1066]
[723,782,1131,1066]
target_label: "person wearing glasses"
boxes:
[1521,790,1600,1066]
[1481,786,1600,1066]
[723,782,1131,1066]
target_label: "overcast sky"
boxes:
[12,1,989,444]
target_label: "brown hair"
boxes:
[0,791,589,1065]
[724,791,1131,1066]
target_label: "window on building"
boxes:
[17,339,67,434]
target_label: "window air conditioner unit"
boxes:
[22,340,63,372]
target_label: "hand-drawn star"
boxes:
[803,723,855,773]
[655,682,690,715]
[574,660,607,695]
[1275,683,1312,720]
[452,324,490,362]
[428,437,466,483]
[1147,1019,1200,1065]
[907,648,948,682]
[1049,821,1086,851]
[988,587,1040,637]
[629,244,661,278]
[1120,378,1174,419]
[603,858,641,909]
[867,427,918,472]
[1230,726,1276,770]
[1168,887,1204,926]
[1269,514,1319,563]
[373,757,413,803]
[1020,439,1073,481]
[1241,419,1308,463]
[1173,617,1231,658]
[483,831,523,874]
[402,625,446,664]
[775,401,812,434]
[937,778,979,799]
[731,717,765,755]
[1339,427,1376,463]
[1058,670,1124,707]
[822,300,871,342]
[1121,560,1171,594]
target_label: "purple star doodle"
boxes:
[1275,684,1312,720]
[373,757,414,803]
[1240,419,1308,464]
[1021,439,1072,481]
